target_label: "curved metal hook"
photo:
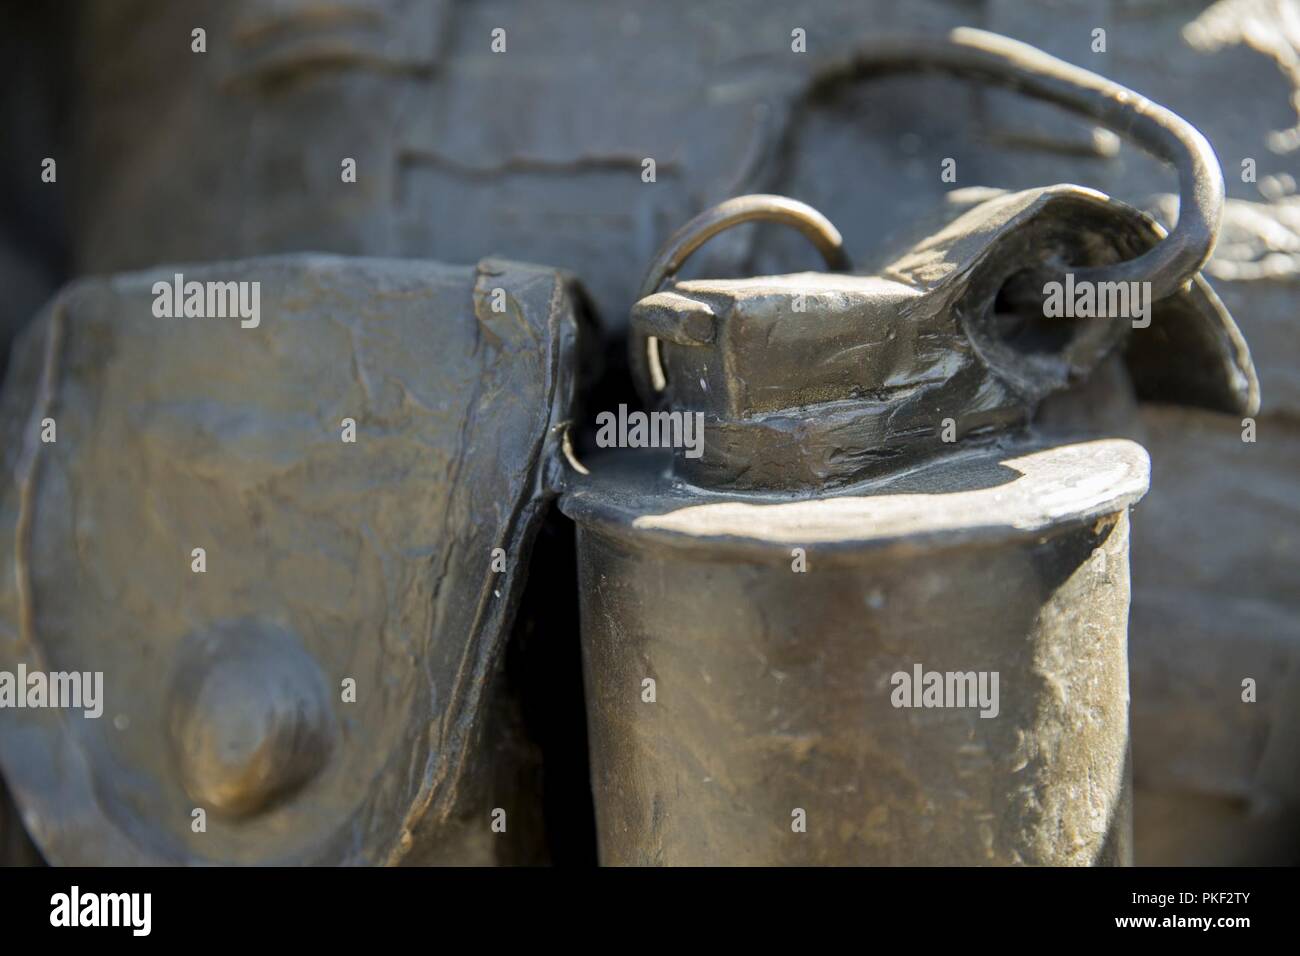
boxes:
[633,194,850,399]
[798,28,1222,300]
[631,29,1225,405]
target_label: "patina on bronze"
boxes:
[0,255,591,865]
[561,31,1257,866]
[0,25,1265,868]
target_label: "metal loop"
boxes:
[633,194,850,399]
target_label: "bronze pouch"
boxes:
[0,254,590,864]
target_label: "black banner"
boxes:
[0,865,1285,942]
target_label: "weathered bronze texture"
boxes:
[633,185,1254,493]
[565,441,1144,865]
[629,30,1255,492]
[0,14,1276,867]
[561,31,1259,866]
[0,255,589,864]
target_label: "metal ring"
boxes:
[633,194,850,399]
